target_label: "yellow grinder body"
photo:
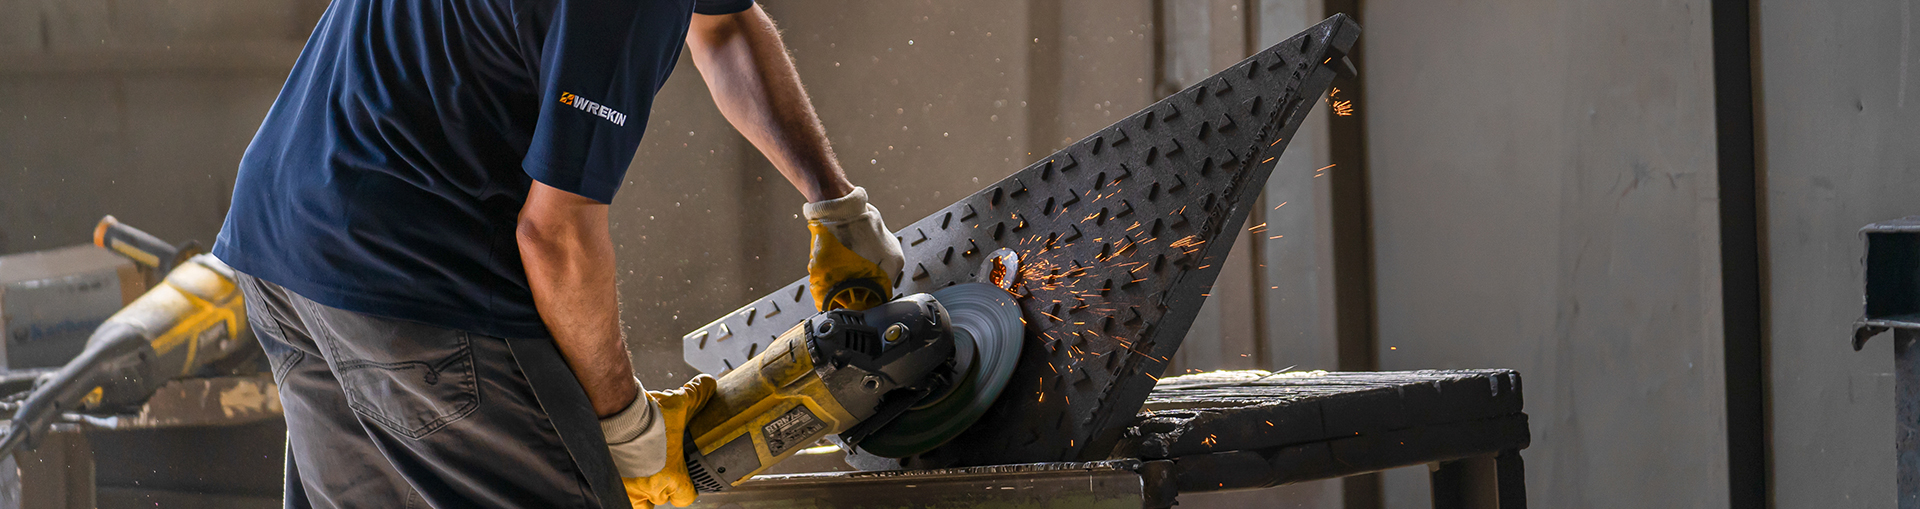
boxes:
[682,293,958,492]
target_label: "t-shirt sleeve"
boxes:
[694,0,753,15]
[522,0,695,204]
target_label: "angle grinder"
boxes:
[681,276,1025,492]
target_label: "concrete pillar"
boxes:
[1758,1,1920,507]
[1360,1,1726,507]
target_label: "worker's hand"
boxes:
[608,374,717,508]
[805,187,905,311]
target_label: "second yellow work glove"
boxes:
[602,374,716,509]
[804,186,906,311]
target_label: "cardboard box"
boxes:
[0,245,146,369]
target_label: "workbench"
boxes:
[1851,216,1920,506]
[4,369,1526,508]
[693,368,1529,509]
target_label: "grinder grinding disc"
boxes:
[856,283,1024,457]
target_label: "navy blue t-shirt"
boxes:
[214,0,753,339]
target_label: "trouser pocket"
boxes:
[312,305,480,440]
[232,273,309,386]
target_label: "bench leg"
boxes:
[1897,329,1920,508]
[1429,449,1526,509]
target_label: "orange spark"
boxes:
[1331,100,1355,116]
[1329,87,1355,116]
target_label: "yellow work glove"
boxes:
[804,187,906,311]
[602,374,716,509]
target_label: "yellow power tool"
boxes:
[0,218,254,458]
[683,281,1025,492]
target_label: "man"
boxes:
[213,0,903,507]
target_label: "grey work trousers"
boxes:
[236,272,632,509]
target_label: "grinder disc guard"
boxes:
[856,283,1023,457]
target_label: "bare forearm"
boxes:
[689,6,852,202]
[518,185,638,418]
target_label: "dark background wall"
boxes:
[2,0,1916,507]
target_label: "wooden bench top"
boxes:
[1116,369,1530,493]
[693,369,1531,508]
